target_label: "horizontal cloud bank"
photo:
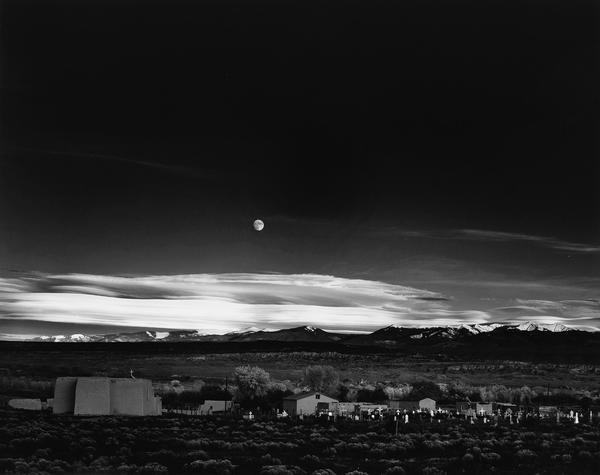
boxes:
[0,273,598,338]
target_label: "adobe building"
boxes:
[53,377,162,416]
[53,377,78,413]
[283,391,338,416]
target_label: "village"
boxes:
[3,368,600,474]
[6,371,597,428]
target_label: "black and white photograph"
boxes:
[0,0,598,473]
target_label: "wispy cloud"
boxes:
[9,147,222,179]
[490,298,600,331]
[458,229,600,253]
[372,227,600,254]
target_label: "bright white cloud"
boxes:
[1,272,598,336]
[0,273,466,334]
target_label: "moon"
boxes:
[253,219,264,231]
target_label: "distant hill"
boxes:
[9,321,600,363]
[228,326,345,343]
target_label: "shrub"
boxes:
[383,467,406,475]
[300,454,321,469]
[0,459,15,472]
[481,452,501,463]
[260,465,307,475]
[117,464,137,472]
[144,449,177,467]
[138,462,168,473]
[311,470,336,475]
[13,460,30,472]
[422,468,445,475]
[322,447,337,458]
[185,450,209,462]
[186,459,235,474]
[516,449,538,462]
[261,454,282,466]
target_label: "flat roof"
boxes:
[63,376,152,383]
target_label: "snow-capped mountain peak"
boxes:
[69,333,90,341]
[146,331,170,339]
[227,326,267,335]
[32,333,93,342]
[26,321,576,343]
[512,321,570,332]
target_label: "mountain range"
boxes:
[30,321,575,343]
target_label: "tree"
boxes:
[233,366,271,401]
[199,385,232,401]
[335,384,350,402]
[302,365,339,394]
[356,387,387,403]
[479,384,511,402]
[514,386,535,405]
[406,381,443,401]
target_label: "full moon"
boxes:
[253,219,264,231]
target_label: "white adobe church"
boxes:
[53,376,162,416]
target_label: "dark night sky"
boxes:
[0,0,598,336]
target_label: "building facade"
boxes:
[282,391,338,416]
[419,398,436,411]
[53,377,162,416]
[476,402,494,415]
[199,400,233,414]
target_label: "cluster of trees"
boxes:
[477,385,536,404]
[160,365,599,412]
[443,382,558,405]
[233,366,292,410]
[0,376,54,399]
[160,384,233,408]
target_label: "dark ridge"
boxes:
[3,329,600,363]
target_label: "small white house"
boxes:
[419,398,436,411]
[199,400,233,414]
[283,391,338,416]
[476,402,494,416]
